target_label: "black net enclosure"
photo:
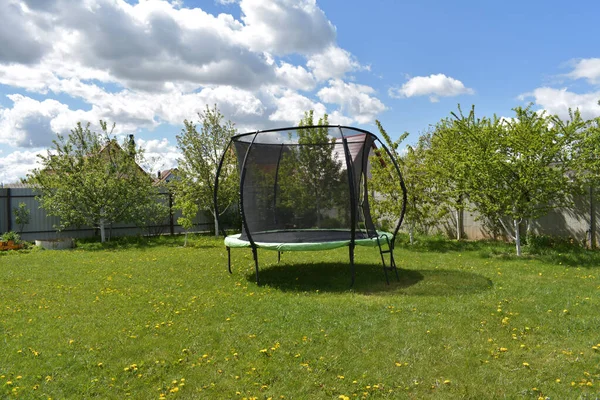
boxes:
[214,125,407,285]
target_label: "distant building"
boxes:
[154,168,178,186]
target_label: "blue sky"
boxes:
[1,0,599,183]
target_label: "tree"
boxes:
[426,110,475,240]
[13,202,30,234]
[448,105,581,255]
[368,122,408,236]
[173,105,238,237]
[572,115,600,248]
[26,121,164,242]
[277,111,345,228]
[369,122,444,244]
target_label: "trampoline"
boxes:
[214,125,407,285]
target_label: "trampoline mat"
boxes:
[243,229,372,243]
[225,229,392,252]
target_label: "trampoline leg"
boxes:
[227,246,232,274]
[277,251,281,263]
[349,244,356,287]
[252,247,259,285]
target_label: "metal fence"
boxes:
[431,192,599,245]
[2,187,598,244]
[0,188,215,241]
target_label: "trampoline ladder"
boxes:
[377,235,399,284]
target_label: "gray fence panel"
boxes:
[0,188,216,241]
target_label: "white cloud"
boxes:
[567,58,600,85]
[239,0,336,55]
[389,73,475,102]
[275,62,316,90]
[0,1,50,64]
[0,94,70,147]
[317,79,386,124]
[0,0,381,181]
[307,45,366,81]
[268,89,326,123]
[520,87,600,121]
[0,148,47,184]
[137,137,180,174]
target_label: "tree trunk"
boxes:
[456,209,463,241]
[590,186,596,249]
[213,210,219,237]
[184,232,188,247]
[456,194,464,241]
[99,220,106,243]
[409,222,415,245]
[514,219,522,256]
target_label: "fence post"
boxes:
[169,191,174,235]
[6,188,11,233]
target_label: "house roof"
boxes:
[1,182,30,188]
[153,168,178,186]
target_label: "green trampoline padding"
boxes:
[224,230,393,252]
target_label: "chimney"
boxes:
[127,134,135,156]
[157,171,161,179]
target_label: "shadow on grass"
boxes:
[535,249,600,268]
[248,262,493,296]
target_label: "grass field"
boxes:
[1,235,599,399]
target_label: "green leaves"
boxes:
[173,105,238,235]
[277,111,345,228]
[26,121,163,242]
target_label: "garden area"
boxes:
[1,234,599,399]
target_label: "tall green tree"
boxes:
[277,111,345,228]
[368,122,407,236]
[571,114,600,248]
[173,105,238,237]
[448,105,581,255]
[369,122,443,243]
[426,109,476,240]
[26,121,163,242]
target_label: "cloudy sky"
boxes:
[1,0,600,183]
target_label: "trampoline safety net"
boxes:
[232,126,378,244]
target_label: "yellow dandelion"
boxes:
[443,380,451,385]
[522,362,530,367]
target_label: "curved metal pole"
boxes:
[239,132,260,284]
[213,138,233,238]
[375,138,408,242]
[358,131,371,235]
[338,126,358,286]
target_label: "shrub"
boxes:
[1,231,21,243]
[527,234,582,253]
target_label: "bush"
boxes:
[1,231,21,243]
[527,234,582,253]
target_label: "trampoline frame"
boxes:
[214,125,407,285]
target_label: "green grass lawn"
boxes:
[1,235,599,399]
